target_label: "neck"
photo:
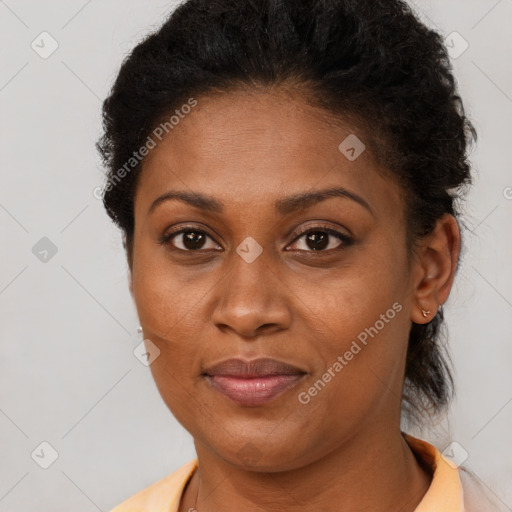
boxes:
[180,425,433,512]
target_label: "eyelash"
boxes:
[159,224,354,254]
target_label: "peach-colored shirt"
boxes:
[109,434,470,511]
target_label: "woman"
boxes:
[97,0,506,510]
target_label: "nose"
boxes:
[211,247,292,339]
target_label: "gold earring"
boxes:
[421,308,431,318]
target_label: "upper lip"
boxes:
[203,357,307,377]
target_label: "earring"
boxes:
[137,326,143,333]
[421,308,431,318]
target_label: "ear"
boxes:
[410,213,461,324]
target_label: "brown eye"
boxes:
[288,227,353,252]
[161,228,221,252]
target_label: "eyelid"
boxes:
[289,224,352,242]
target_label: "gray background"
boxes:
[0,0,511,510]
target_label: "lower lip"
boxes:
[205,374,305,406]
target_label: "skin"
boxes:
[128,87,460,512]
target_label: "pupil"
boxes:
[183,231,205,250]
[307,232,328,250]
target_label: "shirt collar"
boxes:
[150,434,466,511]
[403,433,465,512]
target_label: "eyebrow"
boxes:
[148,186,373,216]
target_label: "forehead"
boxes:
[134,88,404,220]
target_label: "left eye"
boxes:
[288,227,353,252]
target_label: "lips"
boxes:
[203,357,306,377]
[203,357,307,406]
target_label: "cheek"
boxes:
[290,236,409,345]
[290,241,411,414]
[293,295,409,444]
[133,265,209,429]
[131,240,212,340]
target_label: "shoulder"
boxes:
[458,466,510,512]
[404,432,509,511]
[109,459,198,512]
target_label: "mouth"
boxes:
[203,357,307,407]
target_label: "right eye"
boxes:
[160,227,222,252]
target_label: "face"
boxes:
[130,88,421,471]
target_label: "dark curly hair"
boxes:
[97,0,476,426]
